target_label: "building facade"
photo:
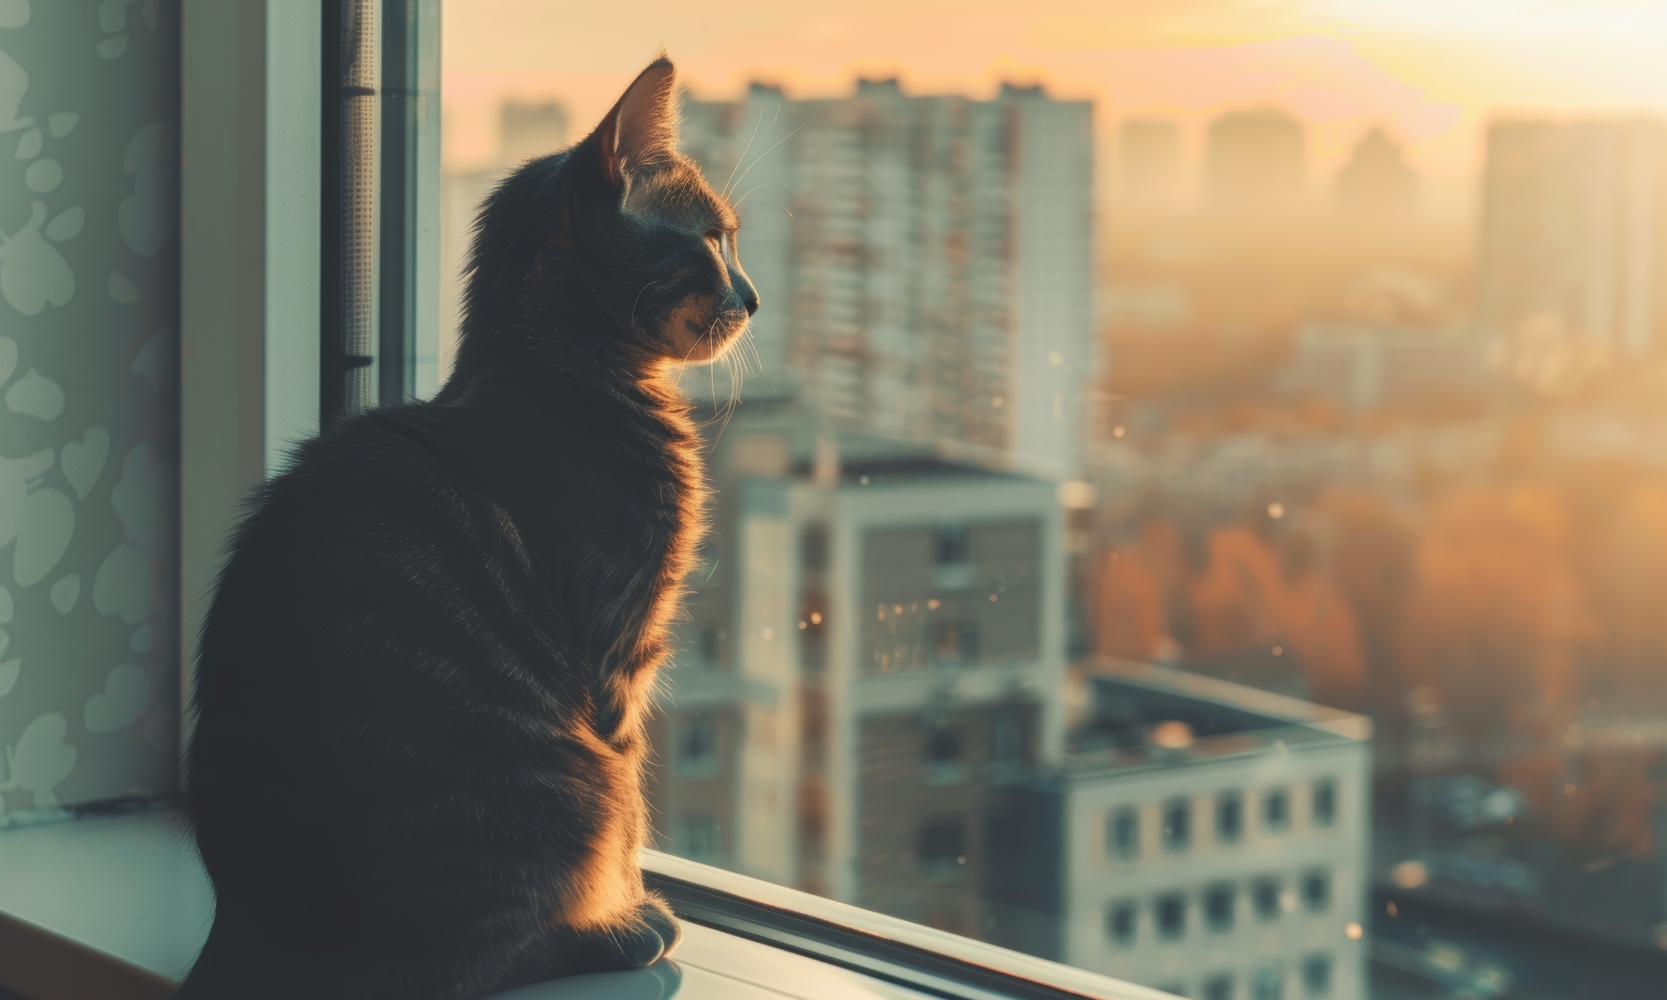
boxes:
[1478,117,1667,359]
[677,81,1095,480]
[1015,664,1373,1000]
[645,415,1071,922]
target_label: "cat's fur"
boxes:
[177,58,757,999]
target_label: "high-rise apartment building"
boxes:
[1118,118,1185,216]
[1206,109,1307,216]
[1335,127,1417,220]
[1478,118,1667,357]
[678,80,1094,480]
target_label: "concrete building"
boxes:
[994,662,1373,1000]
[1206,109,1307,217]
[1335,127,1417,220]
[1118,118,1185,216]
[1478,117,1667,358]
[1279,322,1491,414]
[645,412,1070,927]
[677,80,1095,480]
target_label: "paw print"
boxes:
[0,711,78,812]
[96,0,158,60]
[0,44,82,316]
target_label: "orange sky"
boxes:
[443,0,1667,198]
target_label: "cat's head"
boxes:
[470,58,759,368]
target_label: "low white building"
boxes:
[1011,662,1373,1000]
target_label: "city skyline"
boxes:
[443,0,1667,192]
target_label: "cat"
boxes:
[177,57,757,999]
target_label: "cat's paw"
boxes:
[585,897,681,971]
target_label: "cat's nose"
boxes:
[735,274,759,316]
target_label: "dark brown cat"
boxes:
[178,57,757,999]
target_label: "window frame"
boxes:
[644,851,1153,1000]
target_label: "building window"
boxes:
[698,625,722,665]
[1203,974,1234,1000]
[1252,964,1285,1000]
[932,524,975,589]
[1253,877,1283,921]
[1204,882,1235,932]
[801,524,829,572]
[924,724,964,785]
[670,816,720,861]
[1107,899,1138,945]
[929,619,980,665]
[1217,791,1243,843]
[1109,807,1139,861]
[1163,797,1192,851]
[1302,869,1331,912]
[1302,954,1333,997]
[919,815,967,881]
[1155,892,1187,940]
[1263,787,1290,832]
[672,716,720,778]
[1312,779,1337,828]
[993,709,1024,763]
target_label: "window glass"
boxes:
[919,815,967,882]
[1310,780,1336,829]
[1302,870,1332,913]
[1155,892,1187,940]
[442,4,1667,997]
[1204,882,1235,933]
[1302,953,1333,997]
[1216,791,1243,843]
[1252,964,1285,1000]
[1253,878,1284,922]
[1262,788,1290,833]
[1203,974,1234,1000]
[672,716,722,779]
[1108,806,1139,861]
[1107,899,1138,946]
[1162,797,1192,851]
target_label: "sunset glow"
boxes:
[443,0,1667,190]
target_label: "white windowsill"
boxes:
[0,812,1168,1000]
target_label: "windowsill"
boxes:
[0,812,1171,1000]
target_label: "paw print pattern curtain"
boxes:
[0,0,180,822]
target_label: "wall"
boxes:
[0,0,180,819]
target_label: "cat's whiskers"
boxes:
[725,123,804,206]
[629,281,657,333]
[721,106,766,199]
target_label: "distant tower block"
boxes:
[1118,118,1184,214]
[1206,108,1307,216]
[1336,126,1418,219]
[499,102,568,166]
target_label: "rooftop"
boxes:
[1064,658,1371,781]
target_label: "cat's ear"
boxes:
[596,57,679,190]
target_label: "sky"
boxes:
[442,0,1667,192]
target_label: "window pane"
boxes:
[441,4,1667,997]
[1155,892,1187,940]
[1109,806,1139,861]
[1217,791,1244,843]
[1204,882,1236,932]
[1163,797,1192,851]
